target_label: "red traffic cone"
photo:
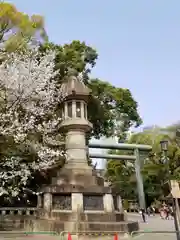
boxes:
[114,233,118,240]
[68,233,72,240]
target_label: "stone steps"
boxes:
[0,219,138,234]
[73,221,138,232]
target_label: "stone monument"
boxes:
[27,74,139,236]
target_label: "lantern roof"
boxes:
[60,73,90,100]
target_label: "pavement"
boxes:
[0,234,59,239]
[128,213,177,239]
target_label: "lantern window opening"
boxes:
[67,101,72,118]
[76,101,81,118]
[84,103,87,119]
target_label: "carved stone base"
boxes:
[25,218,139,233]
[25,211,139,235]
[0,211,139,234]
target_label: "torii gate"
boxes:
[88,142,152,210]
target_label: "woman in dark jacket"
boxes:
[141,208,146,222]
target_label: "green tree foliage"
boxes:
[39,41,142,139]
[106,126,180,205]
[106,159,137,200]
[0,2,47,52]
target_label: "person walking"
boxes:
[151,206,155,216]
[169,206,173,219]
[147,207,151,216]
[140,208,146,222]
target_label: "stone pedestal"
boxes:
[34,168,139,236]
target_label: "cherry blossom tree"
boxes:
[0,49,66,198]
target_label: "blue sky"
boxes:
[8,0,180,128]
[7,0,180,168]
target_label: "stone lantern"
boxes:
[59,74,93,171]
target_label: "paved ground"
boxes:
[0,234,59,239]
[128,213,177,239]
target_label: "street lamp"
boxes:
[160,140,180,240]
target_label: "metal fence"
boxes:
[60,231,129,240]
[131,230,179,239]
[0,231,129,239]
[0,230,178,240]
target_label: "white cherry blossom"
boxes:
[0,49,66,198]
